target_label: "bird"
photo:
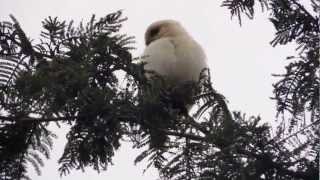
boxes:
[141,20,208,112]
[140,20,208,148]
[142,20,208,85]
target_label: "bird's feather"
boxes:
[142,36,207,84]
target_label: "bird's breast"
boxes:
[142,36,207,83]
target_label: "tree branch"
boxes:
[290,0,317,22]
[276,119,320,144]
[0,115,77,123]
[164,130,207,142]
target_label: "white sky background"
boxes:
[0,0,300,180]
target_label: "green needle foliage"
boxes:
[0,2,318,179]
[222,0,319,126]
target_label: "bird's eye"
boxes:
[150,27,160,37]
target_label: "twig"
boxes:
[276,119,320,144]
[0,115,77,123]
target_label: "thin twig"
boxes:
[0,115,77,123]
[276,119,320,144]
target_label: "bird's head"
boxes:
[144,20,189,46]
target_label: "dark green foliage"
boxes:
[0,122,55,180]
[221,0,269,25]
[221,0,319,179]
[0,3,318,180]
[269,0,319,130]
[134,73,318,180]
[222,0,319,124]
[268,0,319,132]
[0,10,141,179]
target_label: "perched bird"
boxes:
[141,20,208,148]
[142,20,208,85]
[141,20,208,111]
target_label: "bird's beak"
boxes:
[146,37,157,46]
[145,38,152,46]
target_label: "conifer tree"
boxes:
[0,1,318,179]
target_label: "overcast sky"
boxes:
[0,0,298,180]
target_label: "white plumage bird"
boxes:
[141,20,208,112]
[142,20,208,84]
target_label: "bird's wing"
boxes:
[173,37,207,82]
[141,38,178,81]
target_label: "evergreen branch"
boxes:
[290,0,318,22]
[0,115,78,123]
[164,130,207,142]
[275,119,320,144]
